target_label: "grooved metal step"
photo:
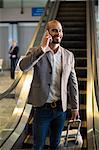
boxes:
[62,22,86,27]
[61,41,86,49]
[58,7,86,12]
[63,34,86,41]
[57,16,86,22]
[57,12,86,16]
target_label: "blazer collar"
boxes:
[60,46,70,70]
[46,46,68,69]
[46,52,52,67]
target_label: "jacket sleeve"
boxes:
[19,46,44,72]
[68,53,79,111]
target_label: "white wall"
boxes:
[18,23,38,56]
[0,24,9,68]
[0,8,40,22]
[3,0,47,8]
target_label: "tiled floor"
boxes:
[0,71,16,131]
[0,98,16,131]
[0,71,14,93]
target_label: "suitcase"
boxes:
[60,119,83,150]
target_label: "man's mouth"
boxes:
[52,37,61,44]
[53,36,61,40]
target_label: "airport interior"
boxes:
[0,0,99,149]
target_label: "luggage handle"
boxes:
[64,119,81,147]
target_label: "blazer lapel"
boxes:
[46,52,52,68]
[46,47,70,69]
[61,46,70,71]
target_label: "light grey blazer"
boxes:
[19,46,79,112]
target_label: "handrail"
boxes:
[1,104,32,150]
[89,1,98,82]
[92,81,99,150]
[89,0,99,108]
[86,0,99,149]
[0,69,33,147]
[89,0,99,149]
[0,71,23,100]
[46,0,60,21]
[86,0,95,149]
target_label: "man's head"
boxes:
[46,20,63,44]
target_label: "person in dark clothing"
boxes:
[9,40,19,79]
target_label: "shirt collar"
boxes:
[45,45,61,55]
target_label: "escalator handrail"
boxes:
[0,104,32,150]
[86,0,99,149]
[89,0,99,108]
[0,69,33,148]
[89,0,99,149]
[0,71,23,100]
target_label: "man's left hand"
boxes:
[71,110,79,120]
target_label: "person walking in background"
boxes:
[19,20,79,150]
[9,40,19,79]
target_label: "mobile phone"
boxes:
[47,30,53,43]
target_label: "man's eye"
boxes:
[51,29,57,32]
[51,29,62,33]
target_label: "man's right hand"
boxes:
[41,30,52,51]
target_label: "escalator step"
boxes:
[62,29,86,35]
[59,1,86,6]
[62,22,86,27]
[61,41,86,49]
[58,7,86,12]
[75,67,87,78]
[75,58,87,67]
[79,92,86,105]
[78,80,87,91]
[69,49,87,58]
[57,16,86,22]
[23,134,50,149]
[63,34,86,41]
[79,109,87,121]
[78,79,87,104]
[57,12,86,17]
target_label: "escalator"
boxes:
[55,1,87,149]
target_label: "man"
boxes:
[9,40,19,79]
[19,20,79,150]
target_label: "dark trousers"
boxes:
[32,101,66,150]
[10,58,17,79]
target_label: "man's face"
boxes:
[48,22,63,44]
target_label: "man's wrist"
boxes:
[40,46,46,53]
[71,109,79,112]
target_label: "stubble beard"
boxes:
[52,38,61,44]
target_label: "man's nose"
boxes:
[55,31,60,35]
[56,32,61,37]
